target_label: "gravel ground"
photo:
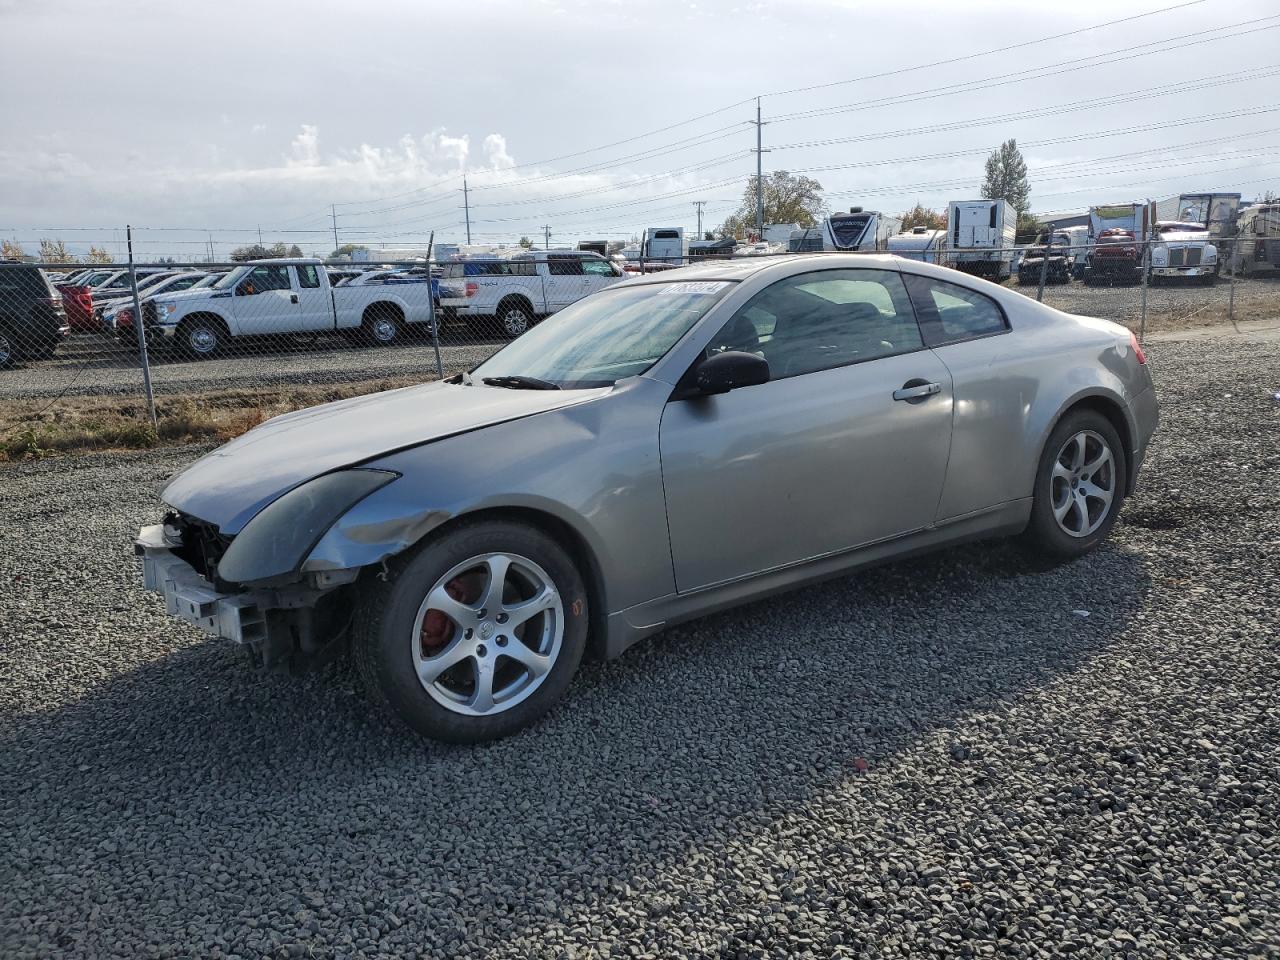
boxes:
[2,331,1278,959]
[1,276,1276,404]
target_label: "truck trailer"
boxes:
[946,200,1016,280]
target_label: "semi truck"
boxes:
[1082,202,1155,285]
[946,200,1017,280]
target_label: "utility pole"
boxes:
[693,201,705,240]
[258,225,263,246]
[330,204,340,256]
[463,177,473,245]
[542,224,552,250]
[749,98,770,241]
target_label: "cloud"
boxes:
[483,134,516,170]
[288,124,321,167]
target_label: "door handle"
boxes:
[290,293,299,304]
[893,381,941,402]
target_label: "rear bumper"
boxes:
[135,524,266,644]
[1128,384,1159,493]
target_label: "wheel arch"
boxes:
[177,310,232,339]
[362,300,405,323]
[495,293,535,317]
[1041,390,1138,496]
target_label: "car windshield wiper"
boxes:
[480,375,561,391]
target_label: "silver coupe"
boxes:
[136,254,1159,742]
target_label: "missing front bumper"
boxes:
[135,524,266,644]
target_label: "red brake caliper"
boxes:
[420,575,476,655]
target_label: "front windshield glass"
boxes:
[213,267,248,290]
[472,280,734,388]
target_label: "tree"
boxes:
[85,246,113,264]
[981,139,1030,214]
[1,240,26,261]
[229,242,292,261]
[287,244,303,258]
[900,202,947,231]
[518,236,534,249]
[328,243,368,259]
[38,238,77,263]
[717,170,827,239]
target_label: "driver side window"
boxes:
[242,265,292,294]
[706,269,923,380]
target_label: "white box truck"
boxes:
[642,227,687,266]
[946,199,1017,280]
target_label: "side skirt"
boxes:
[601,498,1032,659]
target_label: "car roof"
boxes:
[620,253,906,284]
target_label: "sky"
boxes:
[1,0,1278,259]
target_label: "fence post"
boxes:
[1036,223,1053,303]
[1226,236,1240,334]
[1138,237,1150,345]
[425,230,444,379]
[126,225,158,428]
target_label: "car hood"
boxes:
[151,287,221,304]
[163,381,609,533]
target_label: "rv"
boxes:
[788,227,824,252]
[819,207,902,252]
[576,240,609,258]
[946,200,1017,279]
[642,227,687,266]
[1234,203,1280,276]
[886,226,946,264]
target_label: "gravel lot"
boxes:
[2,330,1278,959]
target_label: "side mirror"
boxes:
[693,350,770,396]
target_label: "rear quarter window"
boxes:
[904,274,1009,346]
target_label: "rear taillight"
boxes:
[465,281,479,297]
[1129,331,1147,365]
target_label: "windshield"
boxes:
[1157,222,1205,234]
[472,280,734,389]
[213,267,249,290]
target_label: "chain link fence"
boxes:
[1,239,1276,461]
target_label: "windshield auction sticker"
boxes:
[657,281,730,296]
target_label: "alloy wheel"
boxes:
[189,327,218,355]
[371,316,397,343]
[412,552,564,717]
[1050,429,1116,538]
[501,309,530,337]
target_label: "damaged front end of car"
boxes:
[136,468,399,670]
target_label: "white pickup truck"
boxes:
[437,250,625,337]
[144,258,438,356]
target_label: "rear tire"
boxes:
[360,305,402,346]
[353,520,590,743]
[1023,409,1127,560]
[496,301,534,338]
[0,328,15,368]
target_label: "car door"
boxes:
[659,268,954,593]
[292,263,334,331]
[581,256,621,296]
[230,264,295,333]
[543,255,587,311]
[902,272,1024,521]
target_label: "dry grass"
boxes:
[0,376,421,462]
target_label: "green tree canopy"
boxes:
[328,243,368,259]
[900,202,947,231]
[981,139,1031,214]
[38,238,77,263]
[718,170,827,239]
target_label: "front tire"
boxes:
[1023,410,1127,560]
[353,521,590,743]
[177,317,225,358]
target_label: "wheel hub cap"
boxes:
[411,552,564,717]
[1050,429,1116,538]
